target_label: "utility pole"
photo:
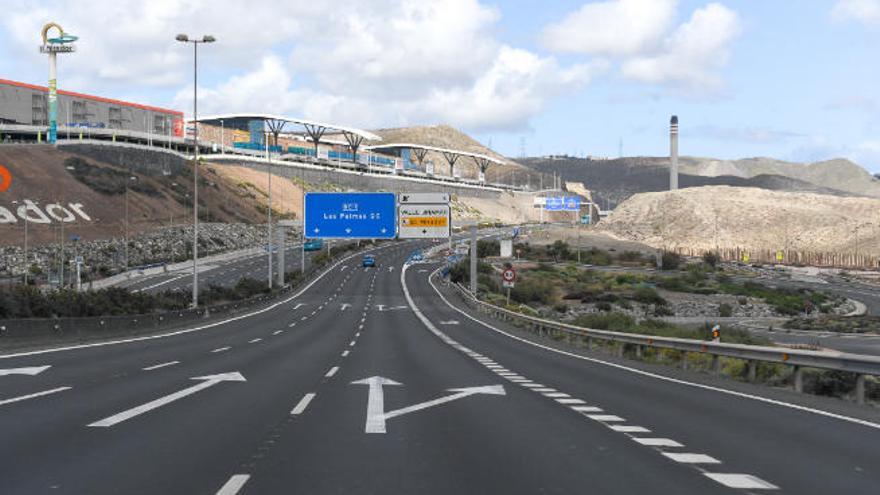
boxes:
[470,226,478,295]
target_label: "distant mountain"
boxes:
[518,156,877,208]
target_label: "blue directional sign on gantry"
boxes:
[304,192,397,239]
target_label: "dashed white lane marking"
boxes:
[342,350,350,357]
[543,392,570,398]
[248,338,262,344]
[273,330,283,335]
[634,438,683,447]
[300,316,307,321]
[355,332,361,337]
[349,341,356,347]
[325,366,339,378]
[557,398,586,405]
[215,474,250,495]
[663,453,721,464]
[211,347,231,353]
[289,322,297,327]
[358,324,364,330]
[610,425,651,433]
[533,387,556,393]
[572,405,603,412]
[142,361,180,371]
[587,414,625,422]
[704,473,779,490]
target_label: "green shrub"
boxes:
[633,286,667,306]
[719,303,733,317]
[617,251,644,263]
[509,277,555,305]
[702,251,719,268]
[660,251,681,270]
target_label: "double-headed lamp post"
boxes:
[176,33,215,308]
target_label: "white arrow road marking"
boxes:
[0,365,51,376]
[340,265,348,271]
[352,376,505,434]
[0,386,71,407]
[388,266,395,272]
[88,372,246,427]
[439,320,460,325]
[340,303,352,311]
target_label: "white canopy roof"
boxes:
[364,142,506,165]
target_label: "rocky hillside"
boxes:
[597,186,880,255]
[0,145,267,245]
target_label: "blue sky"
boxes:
[2,1,880,169]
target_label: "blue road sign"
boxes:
[304,192,396,239]
[544,197,564,211]
[544,197,580,211]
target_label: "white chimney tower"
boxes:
[670,115,679,190]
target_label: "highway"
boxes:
[1,240,879,494]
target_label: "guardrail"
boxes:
[446,280,879,405]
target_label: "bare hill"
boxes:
[370,124,522,180]
[597,186,880,255]
[0,145,265,245]
[519,156,851,208]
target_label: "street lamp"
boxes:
[176,33,216,308]
[12,200,36,285]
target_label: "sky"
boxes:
[2,0,880,169]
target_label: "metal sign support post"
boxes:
[277,227,285,287]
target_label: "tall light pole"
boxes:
[176,33,216,308]
[266,131,273,289]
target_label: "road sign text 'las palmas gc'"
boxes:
[304,192,396,239]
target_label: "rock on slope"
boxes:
[596,186,880,255]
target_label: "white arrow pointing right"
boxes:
[352,376,504,434]
[0,366,51,377]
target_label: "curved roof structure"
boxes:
[190,113,381,141]
[364,142,505,165]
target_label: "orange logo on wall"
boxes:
[0,164,11,192]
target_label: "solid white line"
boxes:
[633,437,684,447]
[215,474,251,495]
[662,453,721,464]
[143,361,180,371]
[211,347,231,353]
[0,386,72,407]
[703,473,778,490]
[0,248,376,360]
[325,366,339,378]
[424,269,880,431]
[248,338,262,344]
[291,393,316,415]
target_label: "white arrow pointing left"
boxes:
[0,366,51,377]
[88,372,246,427]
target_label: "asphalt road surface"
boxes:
[1,240,879,494]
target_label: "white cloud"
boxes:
[2,0,591,132]
[831,0,880,25]
[540,0,677,56]
[620,3,741,91]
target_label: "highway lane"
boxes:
[3,236,878,494]
[0,242,404,494]
[403,264,880,494]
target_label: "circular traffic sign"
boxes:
[502,268,516,282]
[0,164,11,192]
